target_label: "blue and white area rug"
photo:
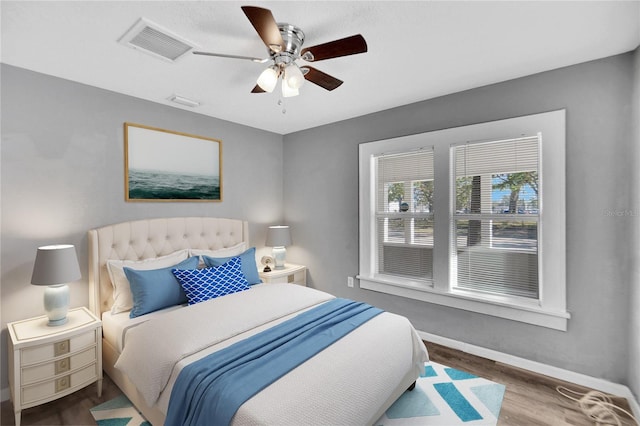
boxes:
[376,361,506,425]
[90,394,150,426]
[91,362,504,425]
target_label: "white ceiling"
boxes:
[2,1,639,135]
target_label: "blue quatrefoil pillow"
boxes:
[172,256,250,305]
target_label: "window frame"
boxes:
[358,110,569,331]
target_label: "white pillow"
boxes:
[107,249,190,314]
[190,242,247,267]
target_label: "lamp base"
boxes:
[47,317,68,327]
[44,284,69,327]
[272,246,286,270]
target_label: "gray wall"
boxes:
[283,51,636,385]
[630,47,640,402]
[0,64,284,392]
[2,48,638,399]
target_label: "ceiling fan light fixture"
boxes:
[257,66,279,93]
[284,64,305,90]
[281,77,299,98]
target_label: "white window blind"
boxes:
[451,136,540,299]
[375,148,434,281]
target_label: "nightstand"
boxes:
[7,307,102,426]
[259,263,307,286]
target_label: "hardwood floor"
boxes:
[426,341,636,426]
[1,341,636,425]
[0,376,121,426]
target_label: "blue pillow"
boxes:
[172,257,250,305]
[124,256,199,319]
[202,247,262,285]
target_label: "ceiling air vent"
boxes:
[168,94,200,108]
[119,18,195,62]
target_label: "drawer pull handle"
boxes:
[54,340,70,356]
[55,376,70,393]
[55,358,70,374]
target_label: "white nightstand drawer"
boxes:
[21,330,96,366]
[268,274,302,284]
[21,362,97,405]
[259,264,307,286]
[22,346,97,385]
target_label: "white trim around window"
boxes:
[358,110,569,331]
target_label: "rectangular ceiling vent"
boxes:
[119,18,195,62]
[168,94,200,108]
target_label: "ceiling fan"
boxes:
[193,6,368,97]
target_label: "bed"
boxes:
[88,217,428,425]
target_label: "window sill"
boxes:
[357,275,570,331]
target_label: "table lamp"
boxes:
[31,244,81,326]
[265,226,292,270]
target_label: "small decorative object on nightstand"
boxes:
[259,263,307,286]
[7,307,102,426]
[261,255,274,273]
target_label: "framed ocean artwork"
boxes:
[124,123,222,202]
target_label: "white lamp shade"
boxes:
[257,66,279,93]
[281,77,299,98]
[265,226,292,247]
[284,64,305,89]
[31,245,81,286]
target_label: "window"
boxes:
[358,110,569,330]
[452,137,539,299]
[376,149,434,281]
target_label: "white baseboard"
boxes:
[419,330,640,420]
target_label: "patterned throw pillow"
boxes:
[172,257,250,305]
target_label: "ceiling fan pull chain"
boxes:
[278,98,287,114]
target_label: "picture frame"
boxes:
[124,122,222,202]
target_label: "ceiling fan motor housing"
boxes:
[272,23,305,67]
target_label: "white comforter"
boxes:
[115,284,428,425]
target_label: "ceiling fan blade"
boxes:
[251,85,266,93]
[193,51,269,63]
[301,66,343,91]
[241,6,285,53]
[301,34,367,62]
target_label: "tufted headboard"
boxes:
[87,217,249,317]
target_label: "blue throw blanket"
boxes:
[165,298,383,426]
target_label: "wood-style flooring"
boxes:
[1,340,636,425]
[426,341,636,426]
